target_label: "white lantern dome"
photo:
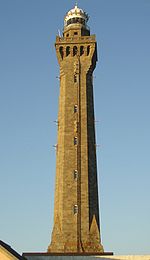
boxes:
[64,5,89,28]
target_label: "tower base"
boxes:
[48,240,104,254]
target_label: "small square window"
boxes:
[74,32,78,35]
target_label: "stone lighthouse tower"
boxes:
[48,5,104,253]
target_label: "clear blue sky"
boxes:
[0,0,150,255]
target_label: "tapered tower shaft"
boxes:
[48,5,104,253]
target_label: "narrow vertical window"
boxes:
[74,170,78,180]
[74,137,78,145]
[80,46,84,56]
[66,46,70,56]
[59,46,64,59]
[74,205,78,214]
[74,105,78,113]
[74,75,77,83]
[73,46,78,56]
[87,45,90,56]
